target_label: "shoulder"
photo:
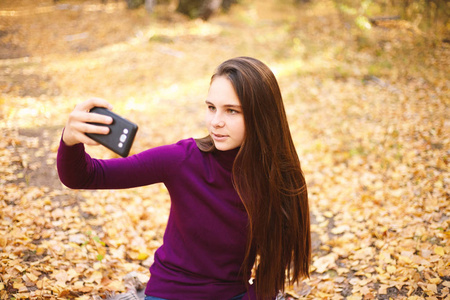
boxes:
[174,138,199,152]
[137,138,202,164]
[165,138,201,159]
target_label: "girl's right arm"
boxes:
[57,98,180,190]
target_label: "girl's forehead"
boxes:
[207,77,241,105]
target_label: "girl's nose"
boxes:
[212,114,225,128]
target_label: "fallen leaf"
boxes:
[313,253,338,273]
[331,225,350,235]
[53,270,68,284]
[386,265,396,274]
[434,246,445,256]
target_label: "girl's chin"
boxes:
[213,141,240,151]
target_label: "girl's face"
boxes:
[205,76,245,151]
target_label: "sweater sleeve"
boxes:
[57,136,186,190]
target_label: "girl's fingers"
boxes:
[63,121,109,146]
[63,98,113,146]
[75,98,114,113]
[74,132,101,146]
[71,110,113,125]
[77,121,110,135]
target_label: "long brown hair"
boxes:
[197,57,310,298]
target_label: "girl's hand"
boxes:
[62,98,114,146]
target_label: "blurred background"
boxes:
[0,0,449,299]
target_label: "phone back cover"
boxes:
[86,107,138,157]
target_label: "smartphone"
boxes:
[86,107,138,157]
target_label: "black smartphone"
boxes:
[86,107,138,157]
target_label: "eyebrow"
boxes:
[205,100,242,109]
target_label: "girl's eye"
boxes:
[208,105,216,112]
[228,109,239,114]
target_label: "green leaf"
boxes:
[356,16,372,30]
[338,4,357,15]
[93,236,106,246]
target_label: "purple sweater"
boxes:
[57,138,259,300]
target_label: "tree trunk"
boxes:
[176,0,223,20]
[126,0,144,9]
[145,0,156,13]
[221,0,237,12]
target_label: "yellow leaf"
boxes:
[13,282,26,289]
[73,281,84,289]
[26,272,39,282]
[427,284,438,293]
[53,270,68,284]
[36,246,46,255]
[107,280,124,292]
[14,265,25,273]
[137,252,149,260]
[78,285,94,293]
[87,270,103,284]
[378,284,388,294]
[0,237,7,247]
[331,225,350,235]
[317,281,334,293]
[67,268,79,281]
[323,211,334,218]
[434,246,445,256]
[398,255,412,264]
[16,293,30,299]
[429,277,442,285]
[313,253,338,273]
[386,265,396,274]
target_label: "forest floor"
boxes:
[0,0,449,299]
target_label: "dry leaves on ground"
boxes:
[0,0,449,299]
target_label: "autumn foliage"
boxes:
[0,0,448,299]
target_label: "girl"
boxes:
[57,57,311,300]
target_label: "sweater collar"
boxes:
[213,147,240,170]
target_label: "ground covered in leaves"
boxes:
[0,0,449,299]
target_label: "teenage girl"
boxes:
[57,56,311,300]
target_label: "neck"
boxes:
[213,147,239,170]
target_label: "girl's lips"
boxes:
[212,133,228,140]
